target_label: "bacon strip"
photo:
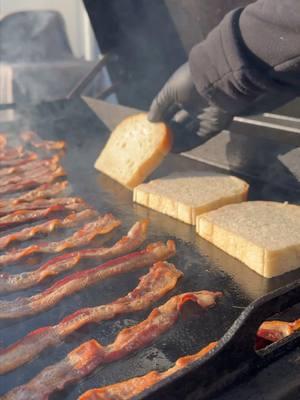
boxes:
[0,240,175,319]
[0,156,60,177]
[0,166,65,194]
[0,151,38,167]
[0,158,60,187]
[79,342,218,400]
[0,220,147,293]
[0,201,85,231]
[21,131,66,151]
[0,213,121,265]
[0,146,24,161]
[0,197,87,216]
[0,134,7,150]
[0,166,55,187]
[0,209,96,251]
[257,319,300,343]
[0,261,181,374]
[1,291,221,399]
[0,181,68,206]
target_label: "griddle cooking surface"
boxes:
[0,100,299,399]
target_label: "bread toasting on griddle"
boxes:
[196,201,300,278]
[133,171,249,225]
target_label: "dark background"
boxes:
[83,0,255,108]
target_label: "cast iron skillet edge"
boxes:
[135,279,300,400]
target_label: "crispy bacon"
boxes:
[0,134,7,150]
[0,208,96,251]
[0,166,55,187]
[0,158,60,187]
[0,213,121,265]
[0,197,87,216]
[0,220,147,293]
[0,151,38,167]
[0,261,182,374]
[79,342,218,400]
[0,205,64,230]
[0,166,65,194]
[21,131,66,151]
[0,155,60,177]
[0,201,85,231]
[0,146,24,160]
[0,167,20,177]
[1,291,221,399]
[0,181,68,206]
[257,319,300,343]
[0,240,175,319]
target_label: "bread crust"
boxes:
[94,113,172,190]
[134,172,249,225]
[196,201,300,278]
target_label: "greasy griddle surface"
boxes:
[0,101,299,399]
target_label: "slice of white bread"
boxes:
[133,171,249,225]
[196,201,300,278]
[94,113,172,189]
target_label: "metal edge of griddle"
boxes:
[181,143,300,195]
[82,96,300,146]
[81,96,143,132]
[242,113,300,131]
[134,279,300,400]
[232,116,300,147]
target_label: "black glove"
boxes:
[148,63,233,153]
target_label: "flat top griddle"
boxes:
[0,99,299,400]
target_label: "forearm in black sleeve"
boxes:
[188,0,300,115]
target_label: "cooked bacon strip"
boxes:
[0,240,175,320]
[0,167,19,177]
[0,261,181,374]
[0,146,24,161]
[0,213,120,265]
[21,131,66,151]
[0,134,7,150]
[0,209,96,251]
[0,197,86,216]
[0,166,55,187]
[0,201,85,231]
[0,205,64,230]
[1,291,220,399]
[0,155,59,177]
[0,151,38,167]
[257,319,300,343]
[80,342,218,400]
[0,166,65,194]
[0,181,68,206]
[0,220,147,293]
[0,158,60,187]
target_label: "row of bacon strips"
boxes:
[0,133,180,399]
[1,290,222,400]
[0,132,222,400]
[0,132,298,400]
[77,318,300,400]
[79,314,300,400]
[2,267,299,400]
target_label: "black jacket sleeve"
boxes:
[188,0,300,115]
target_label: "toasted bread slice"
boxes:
[133,171,249,225]
[196,201,300,278]
[94,113,172,189]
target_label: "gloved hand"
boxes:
[148,63,234,153]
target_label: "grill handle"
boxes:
[218,278,300,359]
[138,279,300,400]
[192,278,300,399]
